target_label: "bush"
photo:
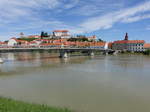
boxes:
[68,37,88,42]
[18,38,37,42]
[143,49,150,55]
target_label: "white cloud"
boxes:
[70,1,124,16]
[71,5,102,16]
[0,0,60,21]
[76,1,150,33]
[14,19,67,31]
[122,14,150,23]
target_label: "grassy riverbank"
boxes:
[0,97,72,112]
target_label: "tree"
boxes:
[44,32,49,37]
[68,37,88,42]
[77,35,86,38]
[143,49,150,55]
[18,38,36,42]
[41,31,49,39]
[97,38,104,42]
[41,31,45,39]
[79,37,88,42]
[68,38,77,42]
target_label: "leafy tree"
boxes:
[44,32,49,37]
[76,35,86,38]
[97,38,104,42]
[68,37,88,42]
[41,31,49,38]
[41,31,45,39]
[18,38,36,42]
[68,38,77,42]
[4,40,8,43]
[79,37,88,42]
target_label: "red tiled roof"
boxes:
[28,35,41,38]
[88,35,96,39]
[35,39,49,41]
[10,37,17,40]
[127,40,145,43]
[10,37,28,43]
[28,41,37,44]
[61,34,70,36]
[63,42,76,45]
[90,42,106,46]
[53,30,69,32]
[113,40,145,44]
[144,43,150,48]
[40,43,62,46]
[0,41,6,44]
[39,41,106,47]
[17,40,28,42]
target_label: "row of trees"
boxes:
[143,49,150,55]
[18,38,37,42]
[68,37,104,42]
[41,31,49,38]
[68,37,89,42]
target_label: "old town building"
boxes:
[52,30,71,39]
[112,33,145,52]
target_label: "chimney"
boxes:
[124,33,128,41]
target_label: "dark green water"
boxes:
[0,52,150,112]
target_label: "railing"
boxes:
[0,45,106,50]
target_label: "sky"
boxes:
[0,0,150,42]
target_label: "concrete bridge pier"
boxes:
[113,50,119,55]
[59,50,68,58]
[103,50,109,55]
[88,51,95,56]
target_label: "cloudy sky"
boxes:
[0,0,150,42]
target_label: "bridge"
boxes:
[0,46,114,58]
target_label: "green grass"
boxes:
[0,97,72,112]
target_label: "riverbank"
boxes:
[0,97,71,112]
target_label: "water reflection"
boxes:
[0,52,90,76]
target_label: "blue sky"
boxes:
[0,0,150,42]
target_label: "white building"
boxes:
[8,38,18,46]
[8,37,28,46]
[87,35,96,41]
[112,33,145,52]
[53,30,70,38]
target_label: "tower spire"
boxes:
[124,33,128,41]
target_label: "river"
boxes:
[0,52,150,112]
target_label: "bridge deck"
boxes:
[0,47,111,51]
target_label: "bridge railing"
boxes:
[0,45,106,50]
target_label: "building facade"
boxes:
[87,35,96,41]
[112,33,145,52]
[53,30,70,39]
[8,38,28,46]
[8,38,18,46]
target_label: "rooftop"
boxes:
[144,43,150,48]
[53,30,69,32]
[113,40,145,44]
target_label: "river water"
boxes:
[0,52,150,112]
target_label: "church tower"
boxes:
[124,33,128,41]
